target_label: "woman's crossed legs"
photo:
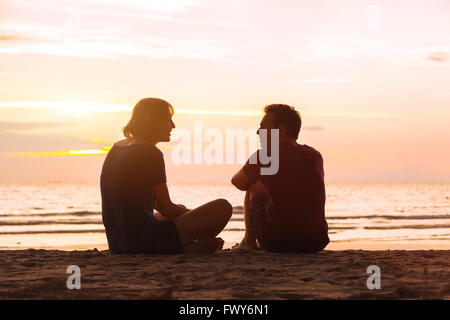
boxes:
[155,199,233,253]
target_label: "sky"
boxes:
[0,0,449,184]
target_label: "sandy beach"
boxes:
[1,249,449,300]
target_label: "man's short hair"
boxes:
[264,104,301,139]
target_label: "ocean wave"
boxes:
[327,214,450,220]
[0,220,102,226]
[1,224,448,235]
[0,229,104,235]
[364,224,450,230]
[0,211,100,218]
[0,210,449,224]
[0,207,244,218]
[0,218,243,226]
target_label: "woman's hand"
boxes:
[176,204,190,213]
[152,183,190,218]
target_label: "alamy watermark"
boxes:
[366,265,381,290]
[367,5,382,31]
[66,265,81,290]
[170,121,280,175]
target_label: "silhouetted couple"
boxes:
[100,98,329,254]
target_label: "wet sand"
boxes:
[0,249,449,299]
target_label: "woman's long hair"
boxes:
[122,98,174,139]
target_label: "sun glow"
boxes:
[68,149,109,155]
[1,147,112,158]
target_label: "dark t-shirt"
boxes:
[100,143,181,254]
[243,142,329,251]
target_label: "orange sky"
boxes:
[0,0,449,184]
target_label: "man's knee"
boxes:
[249,181,268,199]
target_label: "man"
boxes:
[231,104,329,252]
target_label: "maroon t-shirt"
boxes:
[243,142,329,252]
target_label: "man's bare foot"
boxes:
[182,237,224,254]
[231,238,259,251]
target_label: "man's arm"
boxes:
[231,168,251,191]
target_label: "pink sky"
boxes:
[0,0,449,184]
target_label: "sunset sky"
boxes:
[0,0,449,184]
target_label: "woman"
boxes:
[100,98,232,254]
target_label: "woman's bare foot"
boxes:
[182,237,224,253]
[231,238,259,251]
[196,237,224,251]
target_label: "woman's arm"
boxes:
[152,183,189,218]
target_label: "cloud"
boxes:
[0,31,229,60]
[427,52,448,62]
[303,126,324,131]
[0,121,78,132]
[73,0,196,13]
[0,131,100,152]
[0,101,264,116]
[0,1,231,60]
[0,35,21,41]
[0,35,36,41]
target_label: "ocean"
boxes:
[0,183,449,250]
